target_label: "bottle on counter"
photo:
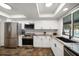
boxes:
[44,32,46,35]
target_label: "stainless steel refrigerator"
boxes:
[4,22,21,48]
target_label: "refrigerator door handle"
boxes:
[8,25,11,32]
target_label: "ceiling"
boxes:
[0,3,79,20]
[37,3,60,14]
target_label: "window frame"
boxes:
[73,10,79,38]
[63,14,72,37]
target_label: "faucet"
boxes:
[69,34,71,39]
[69,28,72,39]
[69,28,71,39]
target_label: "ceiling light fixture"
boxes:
[63,8,68,11]
[55,3,66,14]
[9,15,26,18]
[0,3,12,10]
[45,3,52,7]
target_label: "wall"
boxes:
[57,18,63,36]
[0,21,5,46]
[0,15,7,46]
[0,19,1,46]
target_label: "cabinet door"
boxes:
[34,36,51,48]
[41,36,50,48]
[50,39,54,50]
[45,36,50,47]
[40,36,45,47]
[33,36,38,47]
[52,39,57,55]
[37,36,43,47]
[52,39,64,56]
[33,36,42,47]
[55,39,64,56]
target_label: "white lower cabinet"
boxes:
[34,36,64,56]
[50,38,64,56]
[33,36,50,48]
[33,36,41,47]
[42,36,50,47]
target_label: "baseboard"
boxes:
[33,46,51,48]
[0,46,4,47]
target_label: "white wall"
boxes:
[57,18,63,36]
[0,19,6,46]
[0,20,1,46]
[0,21,5,46]
[0,12,7,46]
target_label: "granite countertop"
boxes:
[33,34,52,36]
[64,43,79,55]
[56,37,79,55]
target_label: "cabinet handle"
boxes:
[54,43,57,47]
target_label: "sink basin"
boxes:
[56,37,76,43]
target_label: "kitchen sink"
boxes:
[56,37,76,43]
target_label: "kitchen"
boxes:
[0,3,79,56]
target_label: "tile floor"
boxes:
[0,47,54,56]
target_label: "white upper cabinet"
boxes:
[35,20,58,29]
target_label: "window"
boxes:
[73,10,79,38]
[63,14,71,36]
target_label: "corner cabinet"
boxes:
[33,36,51,48]
[50,37,64,56]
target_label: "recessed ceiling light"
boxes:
[0,3,12,10]
[63,8,68,11]
[45,3,52,7]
